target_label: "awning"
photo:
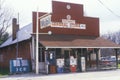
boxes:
[38,34,120,49]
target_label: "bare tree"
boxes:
[0,0,13,44]
[101,31,120,56]
[102,32,119,44]
[0,0,13,43]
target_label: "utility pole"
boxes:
[35,11,52,74]
[35,7,39,74]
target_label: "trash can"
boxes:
[49,65,56,74]
[70,65,77,72]
[57,67,64,73]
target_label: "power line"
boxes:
[98,0,120,18]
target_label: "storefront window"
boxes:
[56,48,62,58]
[64,50,69,59]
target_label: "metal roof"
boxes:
[0,23,32,48]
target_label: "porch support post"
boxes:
[85,49,87,71]
[115,49,118,69]
[32,35,35,60]
[45,48,49,74]
[89,52,91,67]
[75,50,77,58]
[40,47,42,62]
[98,49,101,69]
[32,35,35,71]
[96,48,99,70]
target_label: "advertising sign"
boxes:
[10,59,30,74]
[51,19,86,30]
[80,24,86,29]
[40,15,51,29]
[13,60,20,67]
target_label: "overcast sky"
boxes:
[5,0,120,35]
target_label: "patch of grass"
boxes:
[118,64,120,69]
[0,68,9,76]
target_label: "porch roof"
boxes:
[38,34,120,48]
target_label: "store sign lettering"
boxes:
[51,19,86,30]
[62,19,75,25]
[40,16,87,30]
[16,67,27,72]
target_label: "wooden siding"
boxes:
[0,40,31,68]
[32,1,99,37]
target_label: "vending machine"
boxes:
[70,56,77,72]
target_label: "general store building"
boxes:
[0,1,120,74]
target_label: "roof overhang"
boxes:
[45,46,120,49]
[38,34,120,49]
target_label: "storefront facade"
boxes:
[31,34,120,74]
[30,1,120,74]
[0,1,120,74]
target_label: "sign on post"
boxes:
[40,15,51,29]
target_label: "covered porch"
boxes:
[31,34,120,74]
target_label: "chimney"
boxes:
[12,18,19,40]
